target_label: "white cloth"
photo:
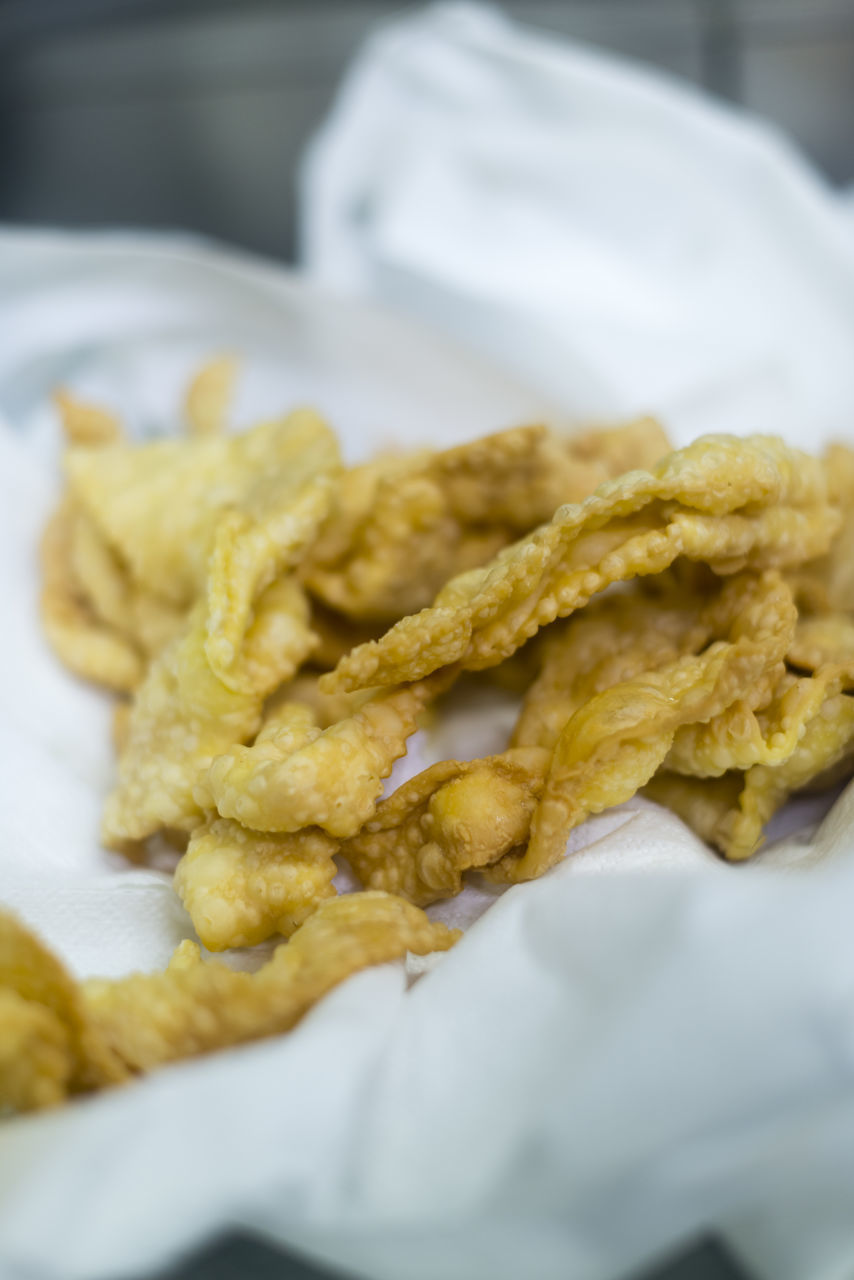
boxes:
[302,3,854,448]
[4,5,854,1278]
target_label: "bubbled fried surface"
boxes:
[323,436,837,694]
[82,894,458,1074]
[489,571,796,882]
[788,614,854,672]
[40,501,144,693]
[66,409,340,608]
[0,911,126,1099]
[647,668,854,860]
[0,897,457,1110]
[198,674,451,839]
[101,584,317,843]
[175,818,338,951]
[305,419,671,623]
[512,580,715,752]
[342,749,550,906]
[789,444,854,617]
[203,479,332,691]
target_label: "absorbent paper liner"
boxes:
[3,15,854,1273]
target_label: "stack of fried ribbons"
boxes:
[5,358,854,1115]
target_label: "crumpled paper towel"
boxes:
[301,2,854,449]
[3,4,854,1277]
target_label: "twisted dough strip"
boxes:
[0,895,457,1110]
[323,436,836,694]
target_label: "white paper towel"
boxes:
[3,7,854,1279]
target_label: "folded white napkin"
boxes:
[3,6,854,1279]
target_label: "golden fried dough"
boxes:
[69,505,185,660]
[512,581,713,752]
[175,818,338,950]
[305,420,671,623]
[199,673,451,838]
[204,478,332,691]
[0,988,72,1113]
[490,571,796,882]
[101,582,317,844]
[789,444,854,616]
[343,749,549,906]
[183,355,237,437]
[0,897,456,1110]
[53,389,123,446]
[83,894,458,1074]
[0,911,125,1101]
[324,436,837,693]
[40,502,144,692]
[788,614,854,672]
[67,409,340,607]
[652,662,854,859]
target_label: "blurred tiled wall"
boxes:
[1,0,853,261]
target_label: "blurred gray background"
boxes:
[2,0,853,263]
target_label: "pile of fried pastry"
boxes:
[5,358,854,1114]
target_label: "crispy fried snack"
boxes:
[174,818,338,951]
[183,355,237,437]
[102,578,317,843]
[198,673,450,839]
[69,504,185,659]
[0,989,72,1113]
[511,578,715,752]
[40,502,144,692]
[323,436,837,694]
[204,478,333,691]
[0,896,456,1110]
[566,418,672,477]
[53,389,123,446]
[650,664,854,859]
[788,614,854,672]
[0,911,125,1112]
[83,894,458,1074]
[66,409,340,607]
[307,603,385,671]
[305,419,671,622]
[489,571,796,882]
[789,443,854,616]
[342,749,549,906]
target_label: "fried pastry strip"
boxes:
[787,614,854,672]
[199,673,451,839]
[53,389,123,446]
[69,505,185,660]
[788,443,854,616]
[40,502,144,692]
[342,749,550,906]
[204,478,332,690]
[83,894,458,1073]
[0,897,456,1110]
[183,355,237,437]
[490,570,796,882]
[305,419,671,623]
[512,580,714,752]
[0,911,125,1108]
[102,578,316,843]
[650,666,854,859]
[174,818,338,951]
[0,988,72,1113]
[66,409,339,607]
[323,436,836,693]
